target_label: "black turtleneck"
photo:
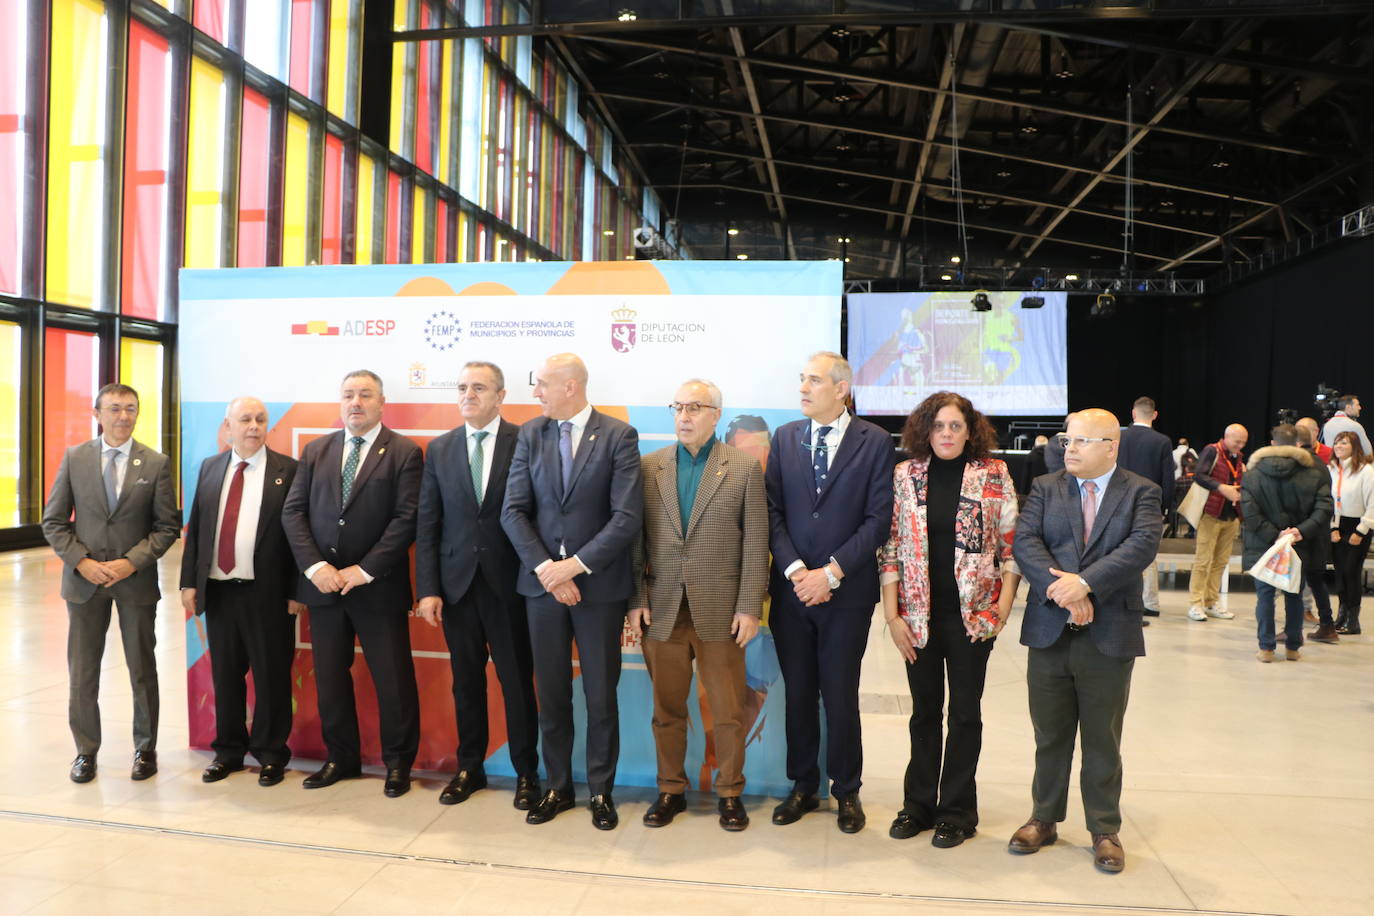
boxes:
[927,451,968,615]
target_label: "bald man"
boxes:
[1010,409,1162,874]
[502,353,644,830]
[180,397,303,786]
[1189,424,1249,621]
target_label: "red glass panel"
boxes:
[194,0,227,44]
[237,88,271,268]
[43,328,99,500]
[289,0,314,98]
[385,169,401,263]
[121,22,170,319]
[436,197,449,262]
[0,0,26,295]
[321,133,344,264]
[414,25,433,174]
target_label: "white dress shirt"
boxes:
[101,436,134,495]
[783,410,853,580]
[467,415,501,501]
[209,446,267,580]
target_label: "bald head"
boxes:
[1064,408,1120,479]
[534,353,590,420]
[1295,417,1319,445]
[1222,424,1249,455]
[223,396,269,458]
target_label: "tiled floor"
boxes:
[1,545,1370,915]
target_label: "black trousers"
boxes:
[901,604,995,830]
[526,594,627,796]
[1305,554,1335,628]
[204,579,296,767]
[309,597,420,770]
[441,569,539,777]
[770,595,871,798]
[1331,516,1370,621]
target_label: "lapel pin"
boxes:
[589,434,597,442]
[132,458,142,467]
[275,478,284,485]
[378,447,386,455]
[716,470,724,476]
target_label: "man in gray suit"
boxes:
[1009,408,1162,874]
[630,378,768,832]
[42,383,180,783]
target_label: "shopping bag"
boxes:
[1178,482,1209,528]
[1248,533,1302,593]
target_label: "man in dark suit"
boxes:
[281,369,423,797]
[180,397,302,787]
[765,351,895,834]
[1116,396,1175,619]
[501,353,643,830]
[1010,408,1162,874]
[42,383,180,783]
[415,361,540,811]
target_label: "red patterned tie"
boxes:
[217,461,248,575]
[1081,480,1098,546]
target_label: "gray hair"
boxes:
[341,369,385,395]
[462,361,505,390]
[680,378,723,409]
[808,351,852,386]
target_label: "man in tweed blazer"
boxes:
[630,379,768,832]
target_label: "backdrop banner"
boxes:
[180,259,841,796]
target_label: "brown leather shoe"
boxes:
[1008,818,1057,853]
[1092,833,1125,873]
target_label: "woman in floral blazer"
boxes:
[879,391,1020,849]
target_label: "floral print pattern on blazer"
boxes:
[879,456,1019,646]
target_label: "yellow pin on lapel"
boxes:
[716,470,724,476]
[132,458,142,467]
[589,434,597,442]
[378,447,386,455]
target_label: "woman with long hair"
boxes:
[879,392,1020,848]
[1328,430,1374,634]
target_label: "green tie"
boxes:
[470,430,489,505]
[342,435,365,503]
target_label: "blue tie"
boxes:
[813,426,832,495]
[559,421,574,494]
[104,449,120,512]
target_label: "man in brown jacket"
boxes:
[630,378,769,831]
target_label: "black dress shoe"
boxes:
[718,796,749,832]
[302,761,362,789]
[526,789,575,824]
[383,767,411,798]
[888,811,928,839]
[643,792,687,827]
[131,751,158,781]
[439,770,487,805]
[771,790,820,825]
[931,822,976,848]
[258,764,286,787]
[836,794,866,834]
[70,755,96,784]
[589,793,618,830]
[1143,608,1161,617]
[513,775,541,811]
[202,760,244,783]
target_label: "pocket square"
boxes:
[135,478,150,486]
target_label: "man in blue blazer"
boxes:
[1010,408,1162,874]
[1116,396,1175,618]
[282,370,424,798]
[765,351,895,834]
[501,353,643,830]
[416,361,540,811]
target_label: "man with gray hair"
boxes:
[630,378,768,831]
[765,351,895,833]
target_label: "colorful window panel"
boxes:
[194,0,232,45]
[119,338,164,453]
[389,0,413,161]
[411,181,429,264]
[121,21,172,320]
[237,87,271,267]
[321,132,344,264]
[0,0,28,295]
[185,56,228,269]
[43,328,99,500]
[282,111,310,265]
[243,0,290,83]
[47,0,110,309]
[385,168,402,263]
[437,33,458,188]
[435,196,450,262]
[0,322,19,526]
[326,0,361,123]
[355,150,377,263]
[289,0,323,102]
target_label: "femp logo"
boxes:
[425,310,463,352]
[610,306,637,353]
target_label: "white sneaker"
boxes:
[1187,606,1208,621]
[1206,607,1235,620]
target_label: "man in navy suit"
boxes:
[180,397,302,787]
[1010,408,1162,874]
[1116,396,1174,618]
[501,353,643,830]
[416,361,540,811]
[765,351,895,834]
[282,370,424,798]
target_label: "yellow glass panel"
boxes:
[326,0,355,120]
[438,39,454,186]
[0,322,19,526]
[412,184,427,264]
[355,152,376,264]
[282,112,310,266]
[119,338,164,453]
[389,0,410,156]
[184,56,226,269]
[46,0,108,309]
[457,208,469,262]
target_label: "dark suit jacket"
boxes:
[764,416,895,609]
[416,419,521,604]
[179,447,299,615]
[1013,468,1162,658]
[41,438,180,604]
[1117,424,1174,499]
[500,409,644,602]
[281,426,423,610]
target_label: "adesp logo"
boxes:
[292,319,396,337]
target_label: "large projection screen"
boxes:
[847,291,1068,415]
[179,259,840,794]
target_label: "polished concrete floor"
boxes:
[1,544,1370,916]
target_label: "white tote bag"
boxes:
[1248,533,1303,593]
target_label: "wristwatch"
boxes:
[1078,575,1091,593]
[824,565,842,590]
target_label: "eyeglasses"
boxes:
[1056,434,1114,449]
[668,402,719,416]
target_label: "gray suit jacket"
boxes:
[631,441,769,642]
[41,438,181,604]
[1013,467,1162,658]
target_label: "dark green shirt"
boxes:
[676,436,716,533]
